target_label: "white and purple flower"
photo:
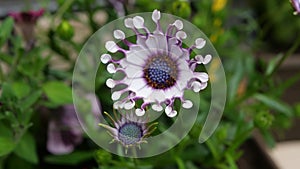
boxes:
[99,111,157,153]
[100,10,211,117]
[291,0,300,15]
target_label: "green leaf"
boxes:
[0,83,16,100]
[265,54,283,76]
[14,133,38,164]
[21,90,42,111]
[44,151,94,165]
[0,137,15,156]
[0,17,14,46]
[42,81,73,106]
[253,94,293,117]
[12,82,30,99]
[0,53,13,64]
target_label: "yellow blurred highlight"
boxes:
[208,57,221,83]
[213,18,222,27]
[209,28,224,43]
[212,0,227,12]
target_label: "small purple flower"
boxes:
[47,105,83,155]
[291,0,300,15]
[8,9,44,50]
[100,10,211,117]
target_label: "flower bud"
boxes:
[56,20,74,41]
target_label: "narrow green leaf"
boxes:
[254,94,293,117]
[44,151,94,165]
[21,90,42,110]
[225,152,238,169]
[265,54,283,76]
[14,133,38,164]
[0,137,15,156]
[0,17,14,46]
[42,81,73,106]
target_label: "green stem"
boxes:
[268,37,300,78]
[0,64,4,83]
[51,0,75,26]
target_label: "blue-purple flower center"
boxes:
[118,122,143,145]
[143,56,177,89]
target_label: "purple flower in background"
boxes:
[47,95,101,154]
[47,105,83,155]
[100,10,211,117]
[8,9,44,50]
[291,0,300,15]
[107,0,125,17]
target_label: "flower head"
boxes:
[291,0,300,15]
[8,9,44,50]
[8,9,44,23]
[47,95,100,154]
[99,111,157,153]
[100,9,211,117]
[47,105,83,155]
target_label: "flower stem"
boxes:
[268,37,300,78]
[52,0,75,25]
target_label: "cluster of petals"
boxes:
[100,10,211,117]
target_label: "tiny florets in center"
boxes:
[143,56,178,89]
[118,122,143,145]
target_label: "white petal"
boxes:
[106,78,115,88]
[194,72,209,82]
[111,91,122,100]
[136,86,153,98]
[135,109,145,116]
[203,54,212,64]
[133,16,144,29]
[191,81,201,92]
[124,101,135,110]
[164,86,182,99]
[173,20,183,30]
[200,82,208,90]
[176,31,187,39]
[129,45,151,56]
[145,35,158,50]
[168,37,178,46]
[105,41,118,53]
[100,54,111,64]
[167,110,177,117]
[152,9,161,22]
[113,101,124,109]
[182,100,193,109]
[147,90,166,103]
[127,78,147,91]
[126,51,147,65]
[154,34,168,52]
[124,66,143,78]
[165,105,172,114]
[152,104,163,111]
[124,18,134,28]
[195,55,204,64]
[177,70,193,90]
[169,45,183,60]
[107,63,116,73]
[195,38,206,49]
[113,30,125,40]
